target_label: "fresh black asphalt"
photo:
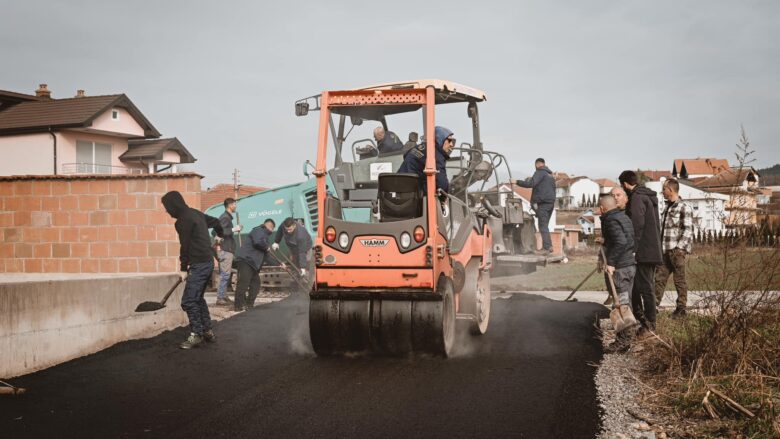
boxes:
[1,293,608,439]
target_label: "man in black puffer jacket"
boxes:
[600,193,637,353]
[599,194,636,307]
[161,191,224,350]
[619,170,663,332]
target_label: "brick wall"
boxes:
[0,174,202,273]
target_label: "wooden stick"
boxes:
[0,387,26,396]
[708,386,756,418]
[703,390,720,419]
[564,266,598,301]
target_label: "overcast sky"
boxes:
[2,0,778,188]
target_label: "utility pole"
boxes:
[232,168,242,246]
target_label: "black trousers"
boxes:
[631,262,657,327]
[234,260,261,311]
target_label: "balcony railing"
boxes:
[61,163,144,175]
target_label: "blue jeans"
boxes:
[181,261,213,335]
[536,202,554,251]
[217,250,234,299]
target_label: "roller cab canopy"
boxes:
[295,79,487,120]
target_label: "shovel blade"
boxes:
[135,301,166,313]
[610,305,639,333]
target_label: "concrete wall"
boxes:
[0,173,202,273]
[0,274,187,378]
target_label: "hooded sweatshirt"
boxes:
[515,166,555,204]
[161,191,224,271]
[625,186,663,264]
[398,126,452,195]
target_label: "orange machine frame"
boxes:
[313,87,451,290]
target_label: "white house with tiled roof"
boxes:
[0,84,195,176]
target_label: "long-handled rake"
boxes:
[268,247,310,292]
[564,266,599,302]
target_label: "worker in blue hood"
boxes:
[398,126,455,198]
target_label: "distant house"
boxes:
[555,176,600,208]
[647,179,729,233]
[593,178,618,194]
[577,210,598,235]
[0,84,195,176]
[692,167,761,227]
[639,170,672,181]
[493,182,558,231]
[201,183,268,212]
[672,158,730,179]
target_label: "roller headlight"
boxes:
[338,232,349,249]
[400,232,411,249]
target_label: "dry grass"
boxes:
[637,244,780,438]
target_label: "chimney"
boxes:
[75,89,86,98]
[35,84,52,99]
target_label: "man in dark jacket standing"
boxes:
[398,126,455,199]
[161,191,224,349]
[271,217,313,276]
[234,218,275,311]
[216,198,242,307]
[516,158,556,254]
[619,170,663,332]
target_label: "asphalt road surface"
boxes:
[1,293,608,439]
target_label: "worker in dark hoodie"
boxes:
[398,125,455,201]
[161,191,224,349]
[618,170,663,334]
[234,218,275,311]
[515,158,556,255]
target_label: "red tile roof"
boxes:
[694,167,759,190]
[593,178,618,188]
[121,138,196,163]
[673,158,730,177]
[639,170,672,181]
[201,183,267,211]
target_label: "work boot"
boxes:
[603,295,614,306]
[671,307,687,319]
[216,298,232,307]
[180,333,203,349]
[202,330,216,343]
[534,248,552,256]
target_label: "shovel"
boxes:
[600,247,639,334]
[135,278,183,312]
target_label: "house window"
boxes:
[111,109,119,120]
[76,140,112,173]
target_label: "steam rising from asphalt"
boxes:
[287,295,315,356]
